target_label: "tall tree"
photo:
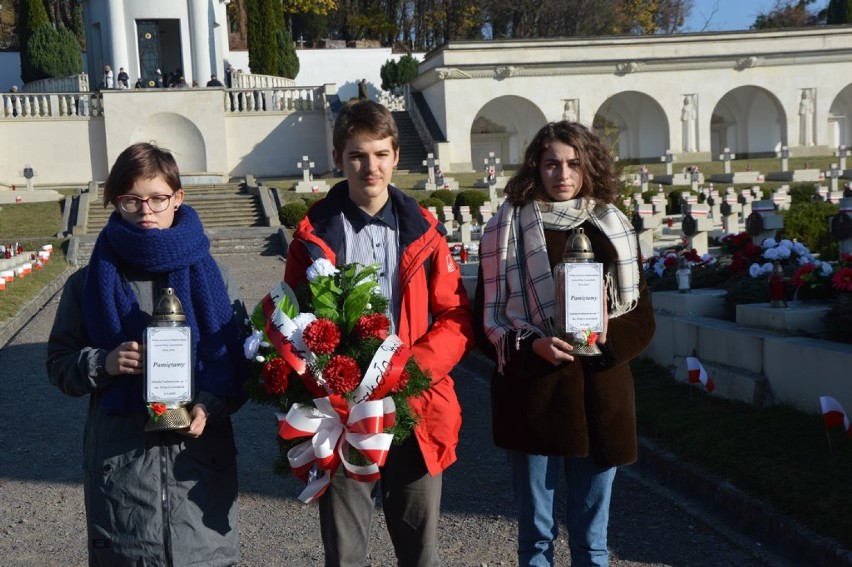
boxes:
[827,0,852,24]
[17,0,51,60]
[247,0,280,74]
[752,0,820,29]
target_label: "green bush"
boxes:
[419,198,446,221]
[454,190,488,220]
[781,200,839,260]
[429,190,456,206]
[279,201,308,228]
[788,182,820,205]
[21,24,83,83]
[380,54,418,92]
[276,28,300,79]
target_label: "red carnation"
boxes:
[303,318,341,354]
[391,369,411,394]
[262,357,291,395]
[323,355,362,394]
[354,313,391,340]
[743,242,762,259]
[663,254,678,269]
[832,267,852,292]
[792,264,816,288]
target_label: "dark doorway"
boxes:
[137,20,182,88]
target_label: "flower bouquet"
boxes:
[244,259,431,503]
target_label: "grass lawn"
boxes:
[632,357,852,550]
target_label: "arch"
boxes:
[130,112,207,172]
[592,92,668,162]
[469,96,547,168]
[829,84,852,149]
[711,86,785,158]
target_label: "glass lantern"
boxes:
[143,288,194,431]
[552,228,604,357]
[769,262,787,308]
[676,256,692,293]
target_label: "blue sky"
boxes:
[683,0,777,32]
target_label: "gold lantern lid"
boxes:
[152,288,186,322]
[563,227,595,261]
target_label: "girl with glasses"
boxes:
[46,142,249,566]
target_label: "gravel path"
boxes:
[0,253,790,566]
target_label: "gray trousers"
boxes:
[319,435,443,567]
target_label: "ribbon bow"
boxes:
[277,395,396,503]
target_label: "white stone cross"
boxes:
[777,145,789,172]
[297,156,315,183]
[660,150,675,176]
[22,164,36,191]
[484,152,501,187]
[829,163,840,193]
[423,153,439,185]
[719,147,736,174]
[836,145,848,171]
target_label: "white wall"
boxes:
[226,48,423,103]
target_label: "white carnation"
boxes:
[306,258,338,281]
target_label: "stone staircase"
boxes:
[85,183,264,231]
[68,183,286,266]
[392,111,429,172]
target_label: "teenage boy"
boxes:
[284,100,474,566]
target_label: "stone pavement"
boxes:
[0,252,845,566]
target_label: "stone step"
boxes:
[69,228,286,267]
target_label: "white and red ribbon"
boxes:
[260,282,311,375]
[277,395,396,503]
[820,396,852,438]
[686,356,715,392]
[351,334,410,404]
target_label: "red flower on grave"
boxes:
[792,264,817,288]
[832,267,852,292]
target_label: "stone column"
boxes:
[190,0,212,85]
[105,0,129,79]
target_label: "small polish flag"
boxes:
[819,396,852,438]
[686,356,715,392]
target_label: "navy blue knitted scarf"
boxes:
[83,206,246,413]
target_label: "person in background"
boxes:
[102,65,114,89]
[134,77,144,89]
[116,67,130,89]
[475,121,655,567]
[284,99,474,566]
[46,142,249,566]
[358,78,369,100]
[207,74,224,87]
[154,69,164,89]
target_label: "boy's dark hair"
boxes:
[102,142,182,207]
[332,100,399,156]
[504,121,619,207]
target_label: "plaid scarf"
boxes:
[480,198,640,372]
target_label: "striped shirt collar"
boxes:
[342,195,397,232]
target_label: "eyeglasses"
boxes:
[116,193,174,213]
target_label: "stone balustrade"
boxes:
[2,92,104,118]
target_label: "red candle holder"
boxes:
[769,262,786,308]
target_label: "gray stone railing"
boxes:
[231,72,295,89]
[403,84,434,153]
[22,74,90,93]
[223,86,325,113]
[2,91,104,118]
